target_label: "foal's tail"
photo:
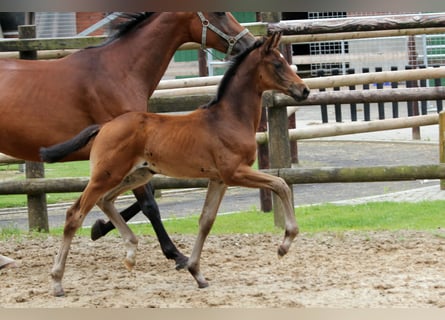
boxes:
[39,124,101,163]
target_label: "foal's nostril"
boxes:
[302,87,310,99]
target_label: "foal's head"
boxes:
[253,32,310,101]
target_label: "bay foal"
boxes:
[0,12,254,269]
[41,33,309,296]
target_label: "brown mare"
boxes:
[0,12,255,269]
[40,33,310,296]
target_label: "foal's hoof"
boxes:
[53,284,65,297]
[91,219,106,241]
[277,245,288,257]
[124,257,136,271]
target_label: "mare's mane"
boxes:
[203,37,265,108]
[87,12,155,49]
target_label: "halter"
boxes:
[197,12,250,58]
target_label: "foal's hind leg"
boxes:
[51,194,98,296]
[188,179,227,288]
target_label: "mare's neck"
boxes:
[96,13,191,99]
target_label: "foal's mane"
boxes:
[87,12,155,48]
[203,38,265,108]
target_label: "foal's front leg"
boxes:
[91,183,188,269]
[188,179,227,288]
[226,165,299,256]
[96,198,139,271]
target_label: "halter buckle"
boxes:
[197,12,250,59]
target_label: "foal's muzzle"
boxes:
[289,83,310,101]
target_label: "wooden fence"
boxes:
[1,13,445,230]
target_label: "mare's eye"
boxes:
[215,12,226,17]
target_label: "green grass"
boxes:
[0,161,90,208]
[1,200,444,240]
[7,200,437,240]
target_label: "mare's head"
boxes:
[185,12,256,57]
[252,32,310,101]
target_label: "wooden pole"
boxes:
[2,164,445,195]
[19,25,49,232]
[440,111,445,190]
[261,12,293,228]
[151,67,445,99]
[258,93,272,212]
[407,35,421,140]
[256,114,439,144]
[257,12,282,214]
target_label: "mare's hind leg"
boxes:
[188,179,227,288]
[225,165,298,256]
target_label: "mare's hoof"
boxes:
[91,219,106,241]
[175,255,189,270]
[198,281,209,289]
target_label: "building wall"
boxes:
[76,12,107,36]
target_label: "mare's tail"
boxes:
[39,124,101,163]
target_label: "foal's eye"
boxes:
[273,61,283,70]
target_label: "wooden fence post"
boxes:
[260,12,294,228]
[440,111,445,190]
[267,90,294,228]
[19,25,49,232]
[257,12,282,213]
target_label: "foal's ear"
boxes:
[262,32,282,55]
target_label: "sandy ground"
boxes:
[2,230,445,308]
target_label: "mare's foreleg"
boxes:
[188,179,227,288]
[226,166,298,256]
[133,184,188,269]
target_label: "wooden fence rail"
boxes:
[150,67,445,102]
[256,114,439,144]
[149,86,445,114]
[1,164,444,195]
